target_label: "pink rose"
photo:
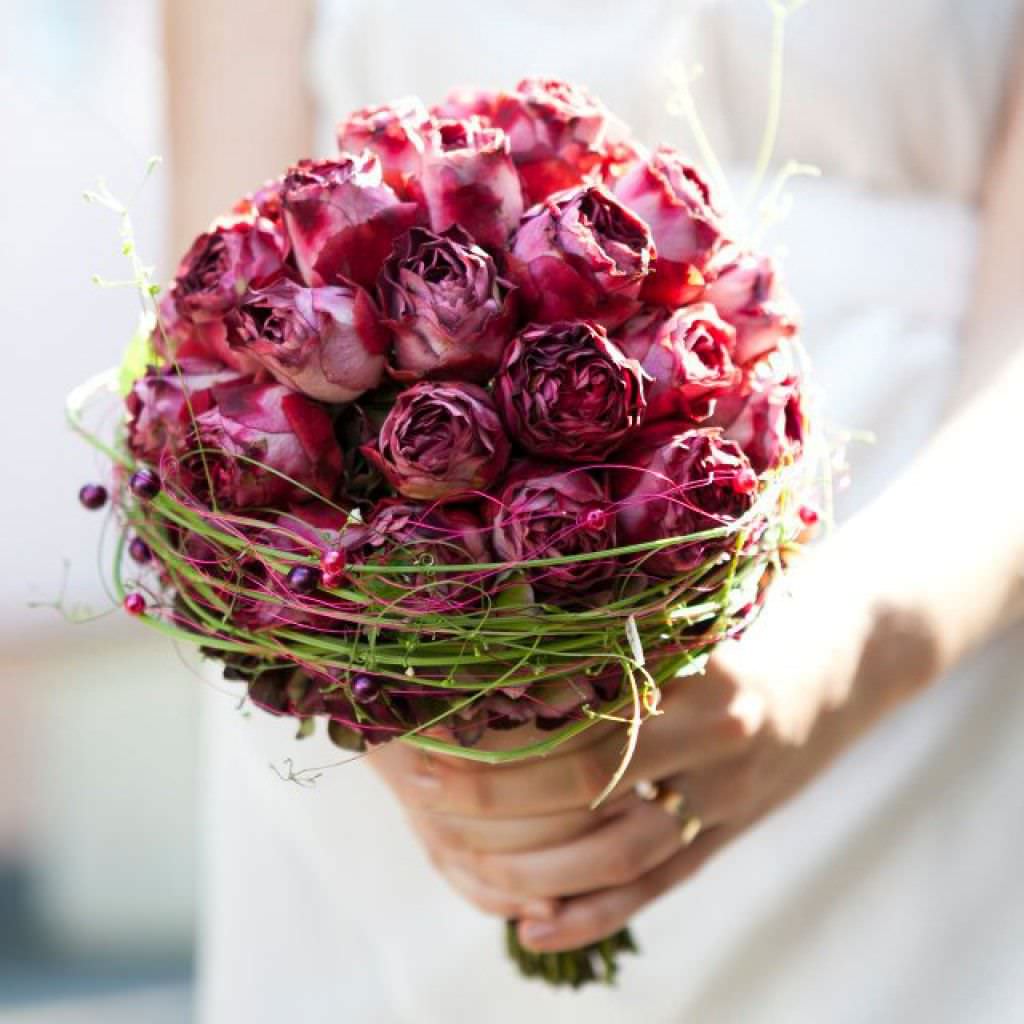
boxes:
[378,225,516,382]
[335,97,432,193]
[231,279,388,403]
[614,146,725,305]
[490,78,613,205]
[712,367,805,473]
[495,321,647,462]
[489,465,617,596]
[613,428,758,576]
[177,380,342,509]
[363,381,510,501]
[126,360,243,467]
[705,249,799,366]
[281,154,421,290]
[155,216,288,371]
[509,184,654,328]
[616,303,740,423]
[419,118,525,251]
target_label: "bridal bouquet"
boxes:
[72,78,820,987]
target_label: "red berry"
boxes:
[78,483,108,510]
[732,468,758,495]
[321,549,346,574]
[799,505,820,527]
[579,507,608,532]
[123,593,146,616]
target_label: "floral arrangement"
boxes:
[72,78,821,987]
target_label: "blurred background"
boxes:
[0,1,196,1019]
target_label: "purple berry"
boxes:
[287,565,320,594]
[123,593,146,616]
[78,483,108,510]
[128,537,152,564]
[129,468,161,500]
[351,675,380,704]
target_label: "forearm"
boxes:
[163,0,315,258]
[841,341,1024,702]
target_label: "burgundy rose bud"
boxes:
[612,428,758,576]
[363,381,509,501]
[378,225,516,382]
[336,97,432,192]
[281,154,421,290]
[509,184,654,329]
[178,380,342,509]
[490,465,617,595]
[495,321,647,462]
[616,303,740,423]
[614,146,725,305]
[155,216,288,371]
[128,537,153,564]
[126,360,244,467]
[705,249,799,366]
[712,369,805,474]
[129,467,161,500]
[78,483,108,510]
[419,118,524,250]
[231,279,388,403]
[489,78,613,205]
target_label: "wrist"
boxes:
[830,520,946,717]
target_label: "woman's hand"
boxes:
[370,533,940,951]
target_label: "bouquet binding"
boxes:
[72,76,824,987]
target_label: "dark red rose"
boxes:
[126,360,244,467]
[335,97,432,193]
[155,216,288,371]
[495,320,647,461]
[508,184,654,328]
[489,78,614,205]
[363,381,510,501]
[378,225,515,382]
[705,249,799,366]
[343,499,493,608]
[419,118,524,251]
[711,366,806,473]
[612,428,758,576]
[616,303,740,423]
[281,154,421,290]
[180,501,351,632]
[231,279,388,403]
[614,146,725,305]
[175,380,342,509]
[490,465,617,596]
[232,177,287,227]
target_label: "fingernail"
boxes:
[520,920,558,945]
[523,899,556,920]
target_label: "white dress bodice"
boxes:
[198,3,1024,1022]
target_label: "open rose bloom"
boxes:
[74,77,822,988]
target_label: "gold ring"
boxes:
[636,780,702,846]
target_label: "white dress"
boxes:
[197,3,1024,1021]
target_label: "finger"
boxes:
[384,687,760,819]
[433,856,559,922]
[516,822,743,953]
[445,800,685,899]
[417,793,635,855]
